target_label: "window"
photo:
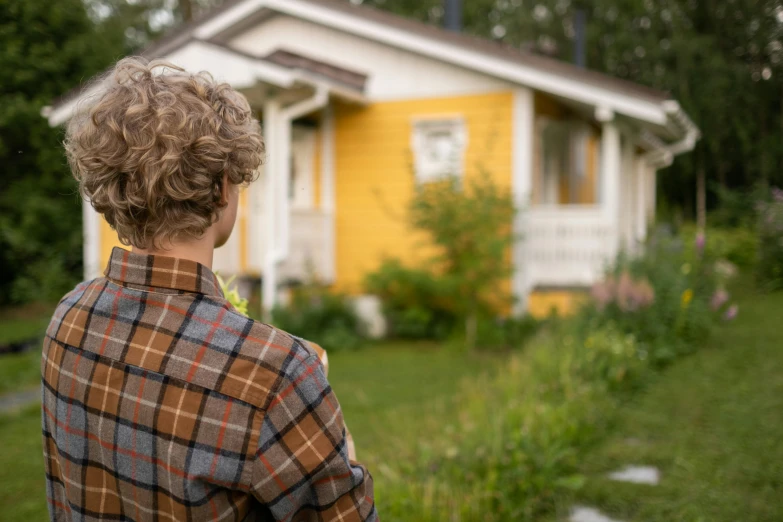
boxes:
[411,117,467,183]
[536,119,597,205]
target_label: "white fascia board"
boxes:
[256,0,669,125]
[47,40,296,126]
[194,0,266,40]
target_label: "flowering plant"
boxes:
[216,274,249,316]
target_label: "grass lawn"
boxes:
[566,289,783,521]
[0,339,501,520]
[0,303,53,396]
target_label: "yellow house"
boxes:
[45,0,698,324]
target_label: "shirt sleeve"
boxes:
[251,353,377,521]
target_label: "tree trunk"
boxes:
[179,0,194,22]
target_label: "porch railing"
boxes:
[279,209,330,283]
[523,206,617,288]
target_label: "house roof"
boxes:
[46,0,699,154]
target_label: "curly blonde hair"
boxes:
[65,57,265,249]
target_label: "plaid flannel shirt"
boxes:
[42,247,376,521]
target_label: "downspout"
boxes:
[262,86,329,319]
[274,85,329,264]
[662,100,701,157]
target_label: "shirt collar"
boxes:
[104,247,223,298]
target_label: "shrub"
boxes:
[364,259,457,340]
[681,224,757,270]
[580,228,727,366]
[364,173,518,349]
[271,282,366,352]
[756,187,783,291]
[381,324,647,521]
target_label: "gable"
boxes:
[228,15,512,101]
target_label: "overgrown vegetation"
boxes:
[365,174,521,350]
[271,282,367,352]
[373,227,733,520]
[756,187,783,291]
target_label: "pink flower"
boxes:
[591,276,616,310]
[616,271,634,312]
[695,232,706,256]
[724,304,739,321]
[772,187,783,203]
[711,289,730,311]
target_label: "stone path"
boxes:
[569,465,661,522]
[0,388,40,415]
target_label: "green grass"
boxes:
[565,289,783,522]
[2,290,782,520]
[0,350,42,396]
[0,303,52,395]
[0,405,49,521]
[0,302,52,345]
[328,342,503,475]
[0,339,501,519]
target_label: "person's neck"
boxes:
[132,233,216,269]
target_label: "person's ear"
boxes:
[220,172,230,206]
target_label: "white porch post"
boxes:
[635,157,648,245]
[597,108,621,257]
[647,165,657,224]
[262,100,280,319]
[620,134,635,250]
[511,87,534,315]
[82,200,101,280]
[321,103,337,283]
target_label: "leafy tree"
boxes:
[0,0,122,303]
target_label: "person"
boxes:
[42,57,376,521]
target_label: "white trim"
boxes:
[262,99,280,319]
[276,86,329,263]
[321,104,337,282]
[511,87,534,314]
[410,116,468,183]
[47,40,297,127]
[600,119,621,257]
[190,0,668,125]
[620,134,636,249]
[635,156,648,245]
[194,0,266,39]
[82,200,101,280]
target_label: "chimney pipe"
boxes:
[574,7,587,68]
[444,0,462,33]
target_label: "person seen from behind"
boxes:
[42,57,376,521]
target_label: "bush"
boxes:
[580,228,729,367]
[756,188,783,291]
[271,282,366,352]
[364,259,457,340]
[381,324,647,521]
[364,173,518,349]
[681,224,758,270]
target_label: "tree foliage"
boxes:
[0,0,122,303]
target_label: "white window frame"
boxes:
[411,115,468,183]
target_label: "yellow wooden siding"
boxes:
[313,128,322,210]
[527,290,587,318]
[333,91,514,294]
[98,189,251,273]
[99,217,124,271]
[238,188,248,272]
